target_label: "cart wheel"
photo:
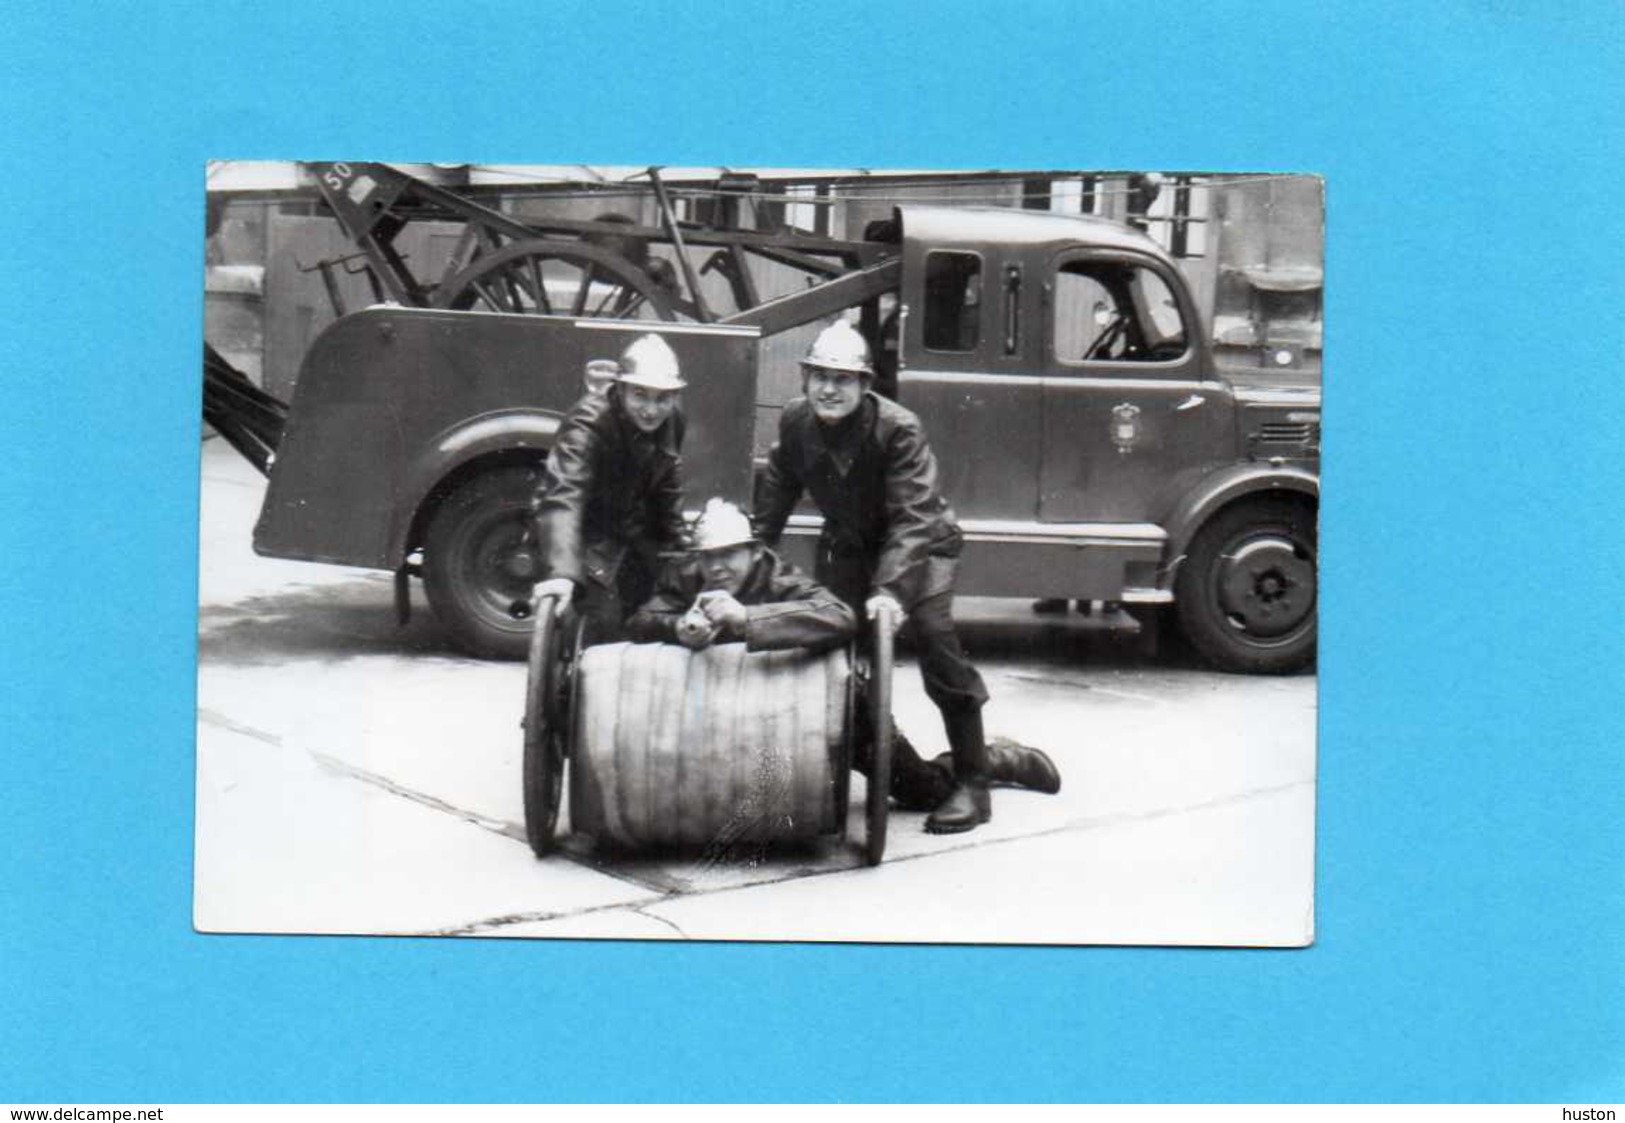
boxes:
[864,604,896,866]
[431,239,686,321]
[522,594,568,857]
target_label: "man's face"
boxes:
[700,544,756,595]
[620,385,679,433]
[803,365,866,424]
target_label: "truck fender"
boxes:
[389,408,563,562]
[1158,464,1319,589]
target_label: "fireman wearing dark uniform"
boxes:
[754,321,1061,833]
[627,498,957,812]
[628,498,854,653]
[530,333,688,644]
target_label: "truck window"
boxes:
[923,251,981,352]
[1053,260,1187,365]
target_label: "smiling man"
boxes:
[530,332,688,644]
[754,320,1061,833]
[627,498,854,652]
[627,497,958,813]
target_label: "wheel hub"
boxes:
[1218,537,1315,638]
[503,549,538,580]
[473,519,536,612]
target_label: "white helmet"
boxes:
[617,333,686,391]
[801,320,873,376]
[691,498,756,552]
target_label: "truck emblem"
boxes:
[1111,402,1141,454]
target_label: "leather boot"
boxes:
[888,730,955,812]
[924,779,990,834]
[926,705,993,834]
[988,743,1061,794]
[932,741,1061,794]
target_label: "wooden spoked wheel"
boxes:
[522,594,569,857]
[864,605,896,867]
[431,239,681,321]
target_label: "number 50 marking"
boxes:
[322,162,353,192]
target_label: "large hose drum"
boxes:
[522,596,892,864]
[570,643,849,848]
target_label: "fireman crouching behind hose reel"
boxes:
[625,498,961,816]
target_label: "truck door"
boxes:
[1040,250,1234,522]
[896,248,1042,522]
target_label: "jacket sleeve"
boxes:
[742,562,858,653]
[625,560,699,644]
[872,418,950,605]
[753,408,804,547]
[531,414,599,585]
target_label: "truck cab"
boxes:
[883,206,1318,671]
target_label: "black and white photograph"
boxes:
[196,159,1322,944]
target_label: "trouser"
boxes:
[822,551,991,782]
[849,691,955,809]
[578,553,658,646]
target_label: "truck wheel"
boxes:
[1175,497,1317,674]
[423,466,543,660]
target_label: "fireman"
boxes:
[628,498,854,652]
[627,498,957,812]
[530,332,689,644]
[754,321,1062,833]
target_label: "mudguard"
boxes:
[1159,463,1319,587]
[388,409,561,561]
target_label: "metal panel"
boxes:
[255,309,759,570]
[896,369,1042,522]
[775,515,1165,600]
[1039,249,1236,522]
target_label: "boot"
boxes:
[932,740,1061,794]
[888,730,955,812]
[925,705,993,834]
[988,743,1061,794]
[924,780,990,834]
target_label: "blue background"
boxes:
[2,0,1621,1103]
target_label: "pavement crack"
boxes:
[630,908,689,939]
[197,707,282,746]
[1003,673,1160,703]
[305,747,526,842]
[417,891,677,937]
[882,776,1317,863]
[199,709,525,843]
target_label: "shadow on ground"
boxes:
[198,580,464,666]
[914,601,1205,671]
[198,580,1230,676]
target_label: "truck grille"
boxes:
[1256,422,1315,446]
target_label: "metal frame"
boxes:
[305,161,900,336]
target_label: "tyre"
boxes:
[422,465,544,660]
[1174,497,1317,674]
